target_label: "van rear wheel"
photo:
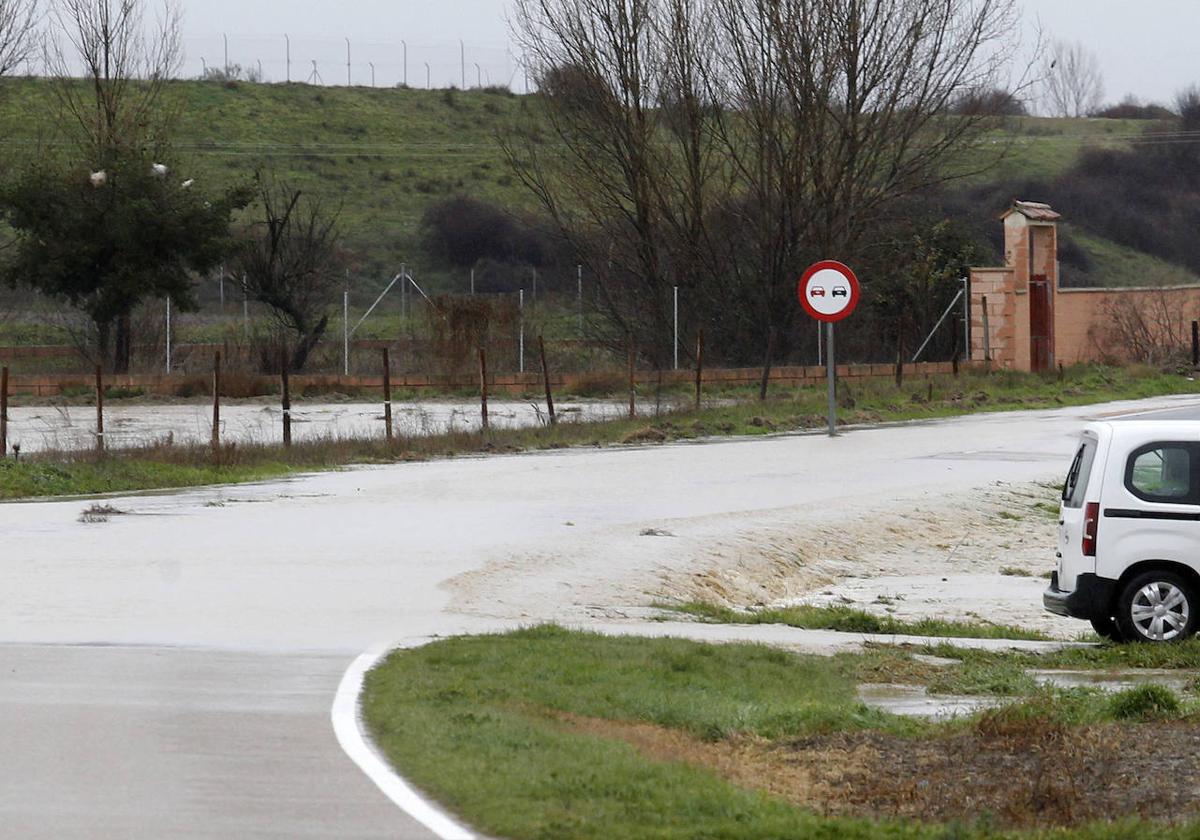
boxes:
[1116,572,1198,643]
[1089,615,1127,643]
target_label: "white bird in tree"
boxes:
[181,179,195,189]
[151,163,169,177]
[89,171,107,188]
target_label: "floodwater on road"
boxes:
[5,398,640,453]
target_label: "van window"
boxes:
[1126,443,1199,504]
[1062,438,1097,509]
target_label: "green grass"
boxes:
[4,363,1198,499]
[0,454,301,499]
[659,600,1052,641]
[362,627,1200,840]
[1065,225,1200,288]
[363,627,924,840]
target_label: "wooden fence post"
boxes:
[281,358,292,448]
[95,365,104,453]
[0,365,7,458]
[211,351,221,455]
[382,347,394,442]
[627,335,636,419]
[479,347,489,431]
[758,326,776,401]
[538,335,556,425]
[694,329,704,412]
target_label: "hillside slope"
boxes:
[0,79,1195,290]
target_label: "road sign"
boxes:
[798,260,860,323]
[798,260,860,438]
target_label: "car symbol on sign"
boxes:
[810,286,826,297]
[832,287,848,298]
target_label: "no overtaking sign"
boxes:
[798,260,860,323]
[798,260,861,436]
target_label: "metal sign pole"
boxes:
[826,323,836,437]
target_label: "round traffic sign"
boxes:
[798,261,860,323]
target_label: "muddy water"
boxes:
[5,399,640,453]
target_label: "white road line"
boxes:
[332,644,475,840]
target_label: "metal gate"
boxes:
[1029,275,1053,373]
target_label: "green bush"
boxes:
[1108,684,1181,720]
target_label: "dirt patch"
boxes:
[557,712,1200,829]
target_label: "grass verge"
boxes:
[3,364,1198,500]
[363,627,1200,839]
[659,600,1053,641]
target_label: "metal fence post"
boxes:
[518,289,525,373]
[694,329,704,411]
[1192,320,1199,369]
[343,287,349,376]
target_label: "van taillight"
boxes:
[1082,502,1100,557]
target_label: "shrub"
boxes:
[1108,684,1181,720]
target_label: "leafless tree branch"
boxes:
[0,0,38,77]
[44,0,182,157]
[1042,39,1103,118]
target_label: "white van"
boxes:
[1044,421,1200,643]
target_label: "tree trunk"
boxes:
[113,312,133,374]
[96,320,110,370]
[289,315,329,373]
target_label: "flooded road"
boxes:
[4,393,1199,838]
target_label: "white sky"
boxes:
[176,1,1198,103]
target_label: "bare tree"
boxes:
[507,0,1027,363]
[1042,39,1103,118]
[0,0,38,78]
[237,179,344,373]
[45,0,182,157]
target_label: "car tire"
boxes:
[1115,571,1199,643]
[1089,615,1127,643]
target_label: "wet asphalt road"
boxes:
[0,646,436,839]
[1118,403,1200,421]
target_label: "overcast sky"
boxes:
[177,1,1197,105]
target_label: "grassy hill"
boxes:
[0,78,532,279]
[0,78,1196,292]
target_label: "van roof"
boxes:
[1087,420,1200,446]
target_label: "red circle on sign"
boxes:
[798,260,860,323]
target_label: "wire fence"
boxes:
[22,33,527,92]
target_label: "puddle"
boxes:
[857,683,1004,718]
[1029,669,1197,694]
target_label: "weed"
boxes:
[1108,684,1181,720]
[77,502,127,523]
[999,566,1033,577]
[660,600,1051,641]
